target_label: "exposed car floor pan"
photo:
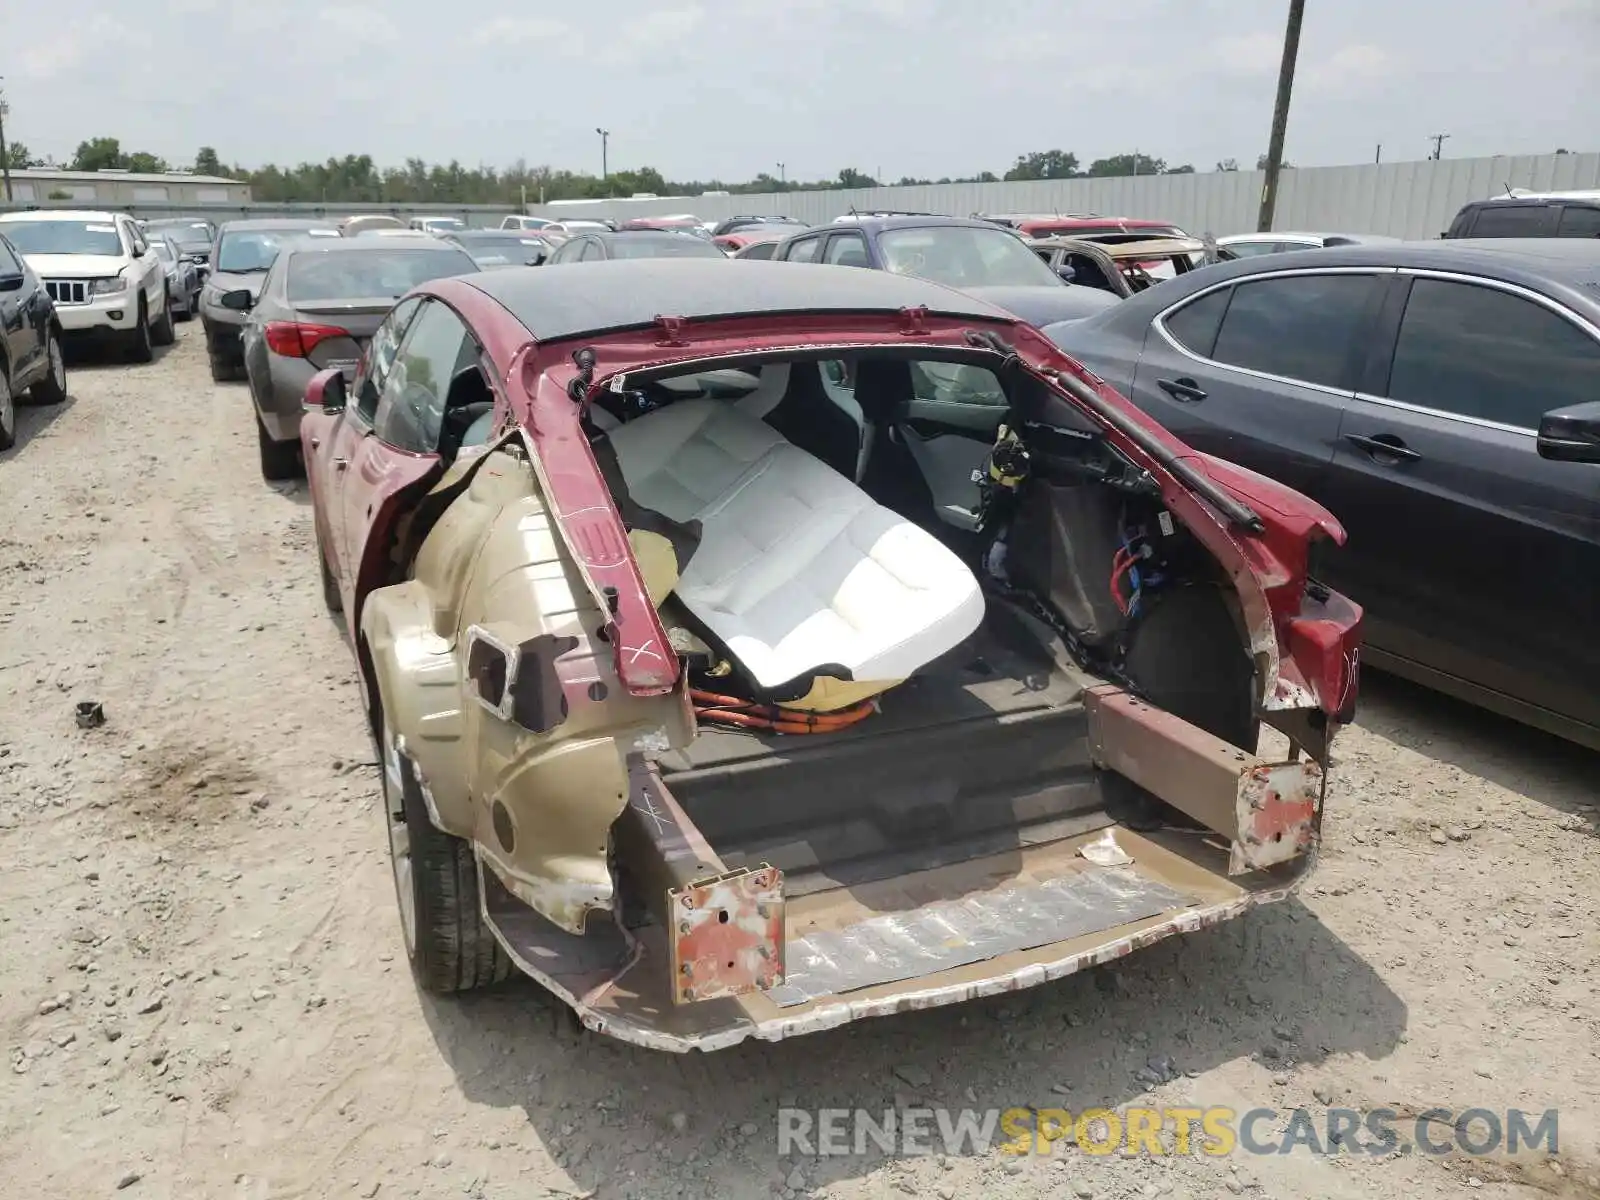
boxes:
[654,605,1108,896]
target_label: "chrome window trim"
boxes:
[1151,266,1394,398]
[1379,269,1600,434]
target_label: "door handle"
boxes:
[1345,433,1421,463]
[332,457,349,470]
[1157,376,1207,402]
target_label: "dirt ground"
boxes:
[1,323,1597,1200]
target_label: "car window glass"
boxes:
[355,296,422,422]
[1161,286,1231,358]
[1557,206,1600,238]
[374,300,476,453]
[785,237,822,263]
[579,239,605,262]
[1225,241,1279,258]
[1469,205,1550,237]
[1209,274,1373,389]
[824,234,870,267]
[1385,278,1600,429]
[819,357,1007,409]
[741,242,777,260]
[0,238,21,273]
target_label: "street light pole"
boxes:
[595,127,610,179]
[0,81,13,203]
[1257,0,1305,233]
[777,162,785,186]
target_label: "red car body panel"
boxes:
[303,276,1361,720]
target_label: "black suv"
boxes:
[1444,193,1600,239]
[0,232,69,452]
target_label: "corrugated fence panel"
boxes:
[13,153,1596,233]
[524,152,1599,239]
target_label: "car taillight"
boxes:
[264,321,350,358]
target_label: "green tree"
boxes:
[1086,153,1166,178]
[836,167,878,189]
[1166,163,1196,174]
[3,142,38,169]
[194,146,225,176]
[1256,154,1294,170]
[1003,149,1080,181]
[126,151,168,173]
[71,137,126,171]
[1215,158,1241,172]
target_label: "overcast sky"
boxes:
[6,0,1595,180]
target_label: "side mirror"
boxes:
[220,288,253,312]
[0,272,23,293]
[304,367,348,414]
[1537,400,1600,463]
[528,250,547,266]
[1056,265,1077,283]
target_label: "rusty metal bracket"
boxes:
[1084,685,1323,876]
[669,865,786,1005]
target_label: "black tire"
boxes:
[256,414,302,481]
[29,332,67,405]
[0,370,16,452]
[1122,584,1260,752]
[315,519,342,613]
[1106,585,1261,831]
[209,349,241,382]
[375,698,511,994]
[127,301,154,364]
[151,287,176,346]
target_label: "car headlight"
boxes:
[90,275,129,296]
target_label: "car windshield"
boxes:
[459,236,547,266]
[286,247,478,302]
[422,218,465,230]
[610,235,726,260]
[0,220,125,256]
[217,228,331,272]
[879,226,1062,288]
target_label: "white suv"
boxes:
[0,210,172,362]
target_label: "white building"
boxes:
[0,168,252,206]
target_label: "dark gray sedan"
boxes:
[202,219,343,382]
[441,229,555,269]
[225,238,479,480]
[150,234,202,320]
[1045,238,1600,749]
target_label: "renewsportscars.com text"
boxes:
[777,1106,1558,1158]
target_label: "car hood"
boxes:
[962,285,1122,327]
[207,270,266,296]
[19,253,128,278]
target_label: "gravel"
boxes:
[0,326,1596,1199]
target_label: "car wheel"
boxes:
[29,332,67,406]
[315,518,343,614]
[375,699,511,994]
[0,371,16,452]
[127,300,154,364]
[209,348,242,382]
[256,413,303,481]
[151,286,176,347]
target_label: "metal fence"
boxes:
[3,152,1596,238]
[523,152,1600,239]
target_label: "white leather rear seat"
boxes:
[603,398,985,692]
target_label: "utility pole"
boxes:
[776,162,785,185]
[1256,0,1305,233]
[596,127,610,179]
[1374,143,1382,164]
[0,81,13,203]
[1428,132,1450,161]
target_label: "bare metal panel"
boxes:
[765,865,1191,1008]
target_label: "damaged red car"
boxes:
[300,259,1361,1052]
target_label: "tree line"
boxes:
[0,138,1306,204]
